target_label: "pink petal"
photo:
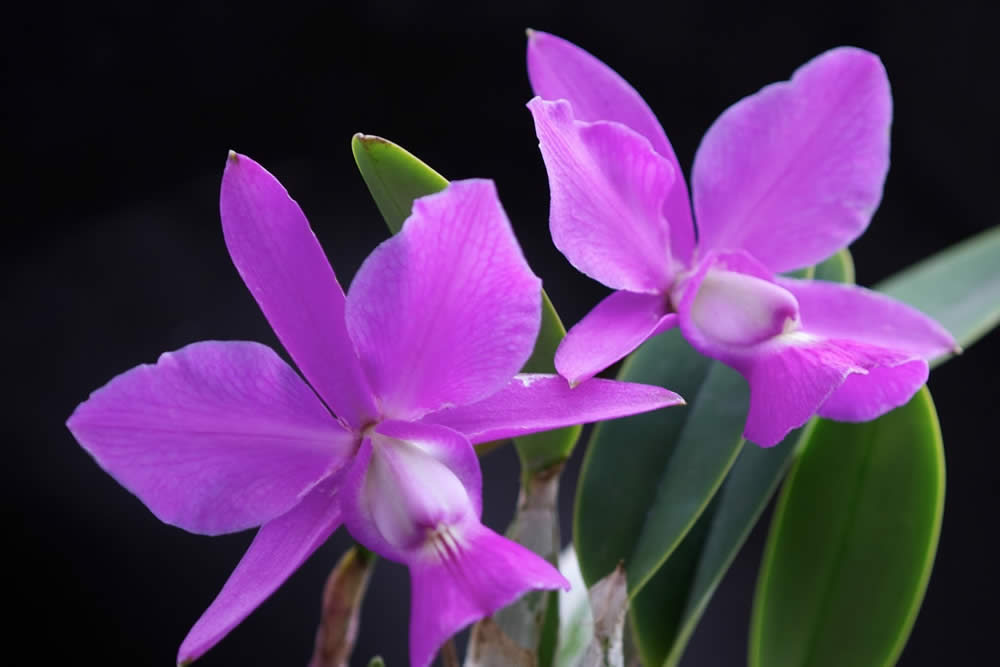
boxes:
[177,478,343,665]
[692,47,892,273]
[527,98,677,293]
[221,153,378,428]
[673,254,928,445]
[345,180,541,420]
[817,360,928,422]
[422,373,684,443]
[408,522,569,667]
[339,422,481,564]
[776,277,957,360]
[740,339,923,446]
[526,30,695,261]
[66,341,353,535]
[556,290,677,385]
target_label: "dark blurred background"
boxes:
[5,1,998,665]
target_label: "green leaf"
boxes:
[813,247,855,283]
[351,134,580,473]
[750,387,944,667]
[351,134,448,233]
[573,330,748,598]
[876,225,1000,362]
[626,248,855,667]
[366,658,385,667]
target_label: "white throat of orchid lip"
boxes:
[690,268,801,348]
[365,433,473,555]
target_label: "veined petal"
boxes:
[421,373,683,443]
[346,180,541,420]
[526,30,694,261]
[177,478,343,665]
[776,277,957,360]
[556,290,677,385]
[528,98,676,293]
[817,360,928,422]
[340,422,481,563]
[66,341,353,535]
[674,255,928,445]
[740,339,923,446]
[221,153,378,428]
[408,522,569,667]
[692,47,892,272]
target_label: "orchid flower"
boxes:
[526,31,957,446]
[66,154,682,667]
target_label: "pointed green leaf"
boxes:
[351,134,448,233]
[876,225,1000,362]
[750,387,944,667]
[351,134,580,472]
[573,329,748,598]
[626,248,855,667]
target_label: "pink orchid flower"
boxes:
[67,154,682,667]
[526,31,956,446]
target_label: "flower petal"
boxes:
[555,290,677,385]
[674,255,928,445]
[776,277,957,360]
[817,360,928,422]
[692,47,892,273]
[339,422,481,563]
[177,478,343,665]
[221,153,378,427]
[67,341,353,535]
[526,30,695,261]
[528,98,677,293]
[421,373,684,444]
[739,339,923,446]
[408,522,569,667]
[345,180,541,420]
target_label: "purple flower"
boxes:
[526,31,956,446]
[66,154,682,667]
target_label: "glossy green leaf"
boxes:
[750,387,944,667]
[351,134,580,473]
[351,134,448,233]
[573,329,748,596]
[876,225,1000,362]
[627,248,855,667]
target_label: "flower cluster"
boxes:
[67,30,954,667]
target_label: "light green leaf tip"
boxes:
[351,133,580,472]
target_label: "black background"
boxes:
[6,1,999,665]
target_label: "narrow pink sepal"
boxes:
[555,290,676,385]
[345,180,541,421]
[777,277,957,360]
[526,29,695,261]
[221,153,378,427]
[66,341,352,536]
[692,47,892,273]
[408,522,569,667]
[528,97,677,293]
[177,479,342,666]
[422,373,684,444]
